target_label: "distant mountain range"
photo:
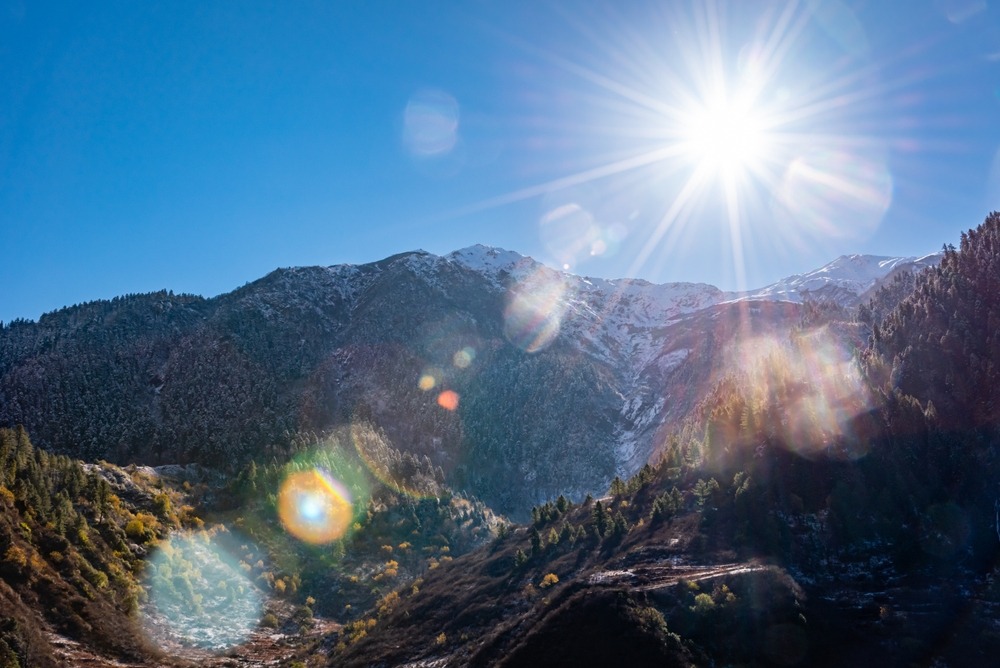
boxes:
[0,245,940,518]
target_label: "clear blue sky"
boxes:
[2,0,999,322]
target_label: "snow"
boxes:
[447,244,528,277]
[731,252,943,306]
[307,244,939,478]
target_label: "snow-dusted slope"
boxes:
[733,252,943,307]
[446,244,723,364]
[442,244,940,474]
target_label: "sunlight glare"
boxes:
[440,1,899,292]
[142,530,263,653]
[503,268,570,353]
[278,469,354,544]
[680,85,770,175]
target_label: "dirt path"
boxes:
[588,562,768,591]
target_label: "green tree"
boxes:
[529,527,542,556]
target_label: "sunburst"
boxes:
[444,1,898,289]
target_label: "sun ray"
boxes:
[422,1,920,291]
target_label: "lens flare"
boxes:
[453,346,476,369]
[723,327,875,461]
[437,390,460,411]
[935,0,987,24]
[418,372,439,391]
[141,530,263,652]
[774,149,892,244]
[538,203,627,270]
[278,469,353,545]
[403,89,460,157]
[350,422,441,499]
[503,268,570,353]
[539,203,604,268]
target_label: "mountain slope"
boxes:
[0,246,936,517]
[325,215,1000,668]
[735,252,942,306]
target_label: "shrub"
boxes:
[691,592,716,613]
[152,493,173,518]
[3,545,28,570]
[377,591,400,618]
[539,573,559,588]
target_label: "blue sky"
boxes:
[2,0,999,322]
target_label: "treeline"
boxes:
[0,427,176,667]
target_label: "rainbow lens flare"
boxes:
[278,469,354,544]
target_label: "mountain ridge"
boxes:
[0,244,940,517]
[7,215,1000,667]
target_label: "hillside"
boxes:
[0,427,169,667]
[0,246,933,519]
[3,232,977,666]
[322,213,1000,667]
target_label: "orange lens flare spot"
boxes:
[418,374,437,391]
[437,390,460,411]
[278,470,353,544]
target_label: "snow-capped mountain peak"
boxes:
[733,251,943,307]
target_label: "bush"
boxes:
[3,546,28,570]
[691,593,716,614]
[124,518,148,543]
[539,572,559,588]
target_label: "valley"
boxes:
[5,216,1000,666]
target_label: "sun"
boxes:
[679,84,771,178]
[448,1,895,290]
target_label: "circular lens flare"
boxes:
[453,346,476,369]
[278,469,353,544]
[418,372,439,391]
[142,531,263,653]
[437,389,460,411]
[539,203,604,269]
[403,89,460,157]
[503,268,570,353]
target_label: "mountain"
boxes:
[7,216,1000,667]
[735,252,942,307]
[0,245,937,518]
[323,213,1000,668]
